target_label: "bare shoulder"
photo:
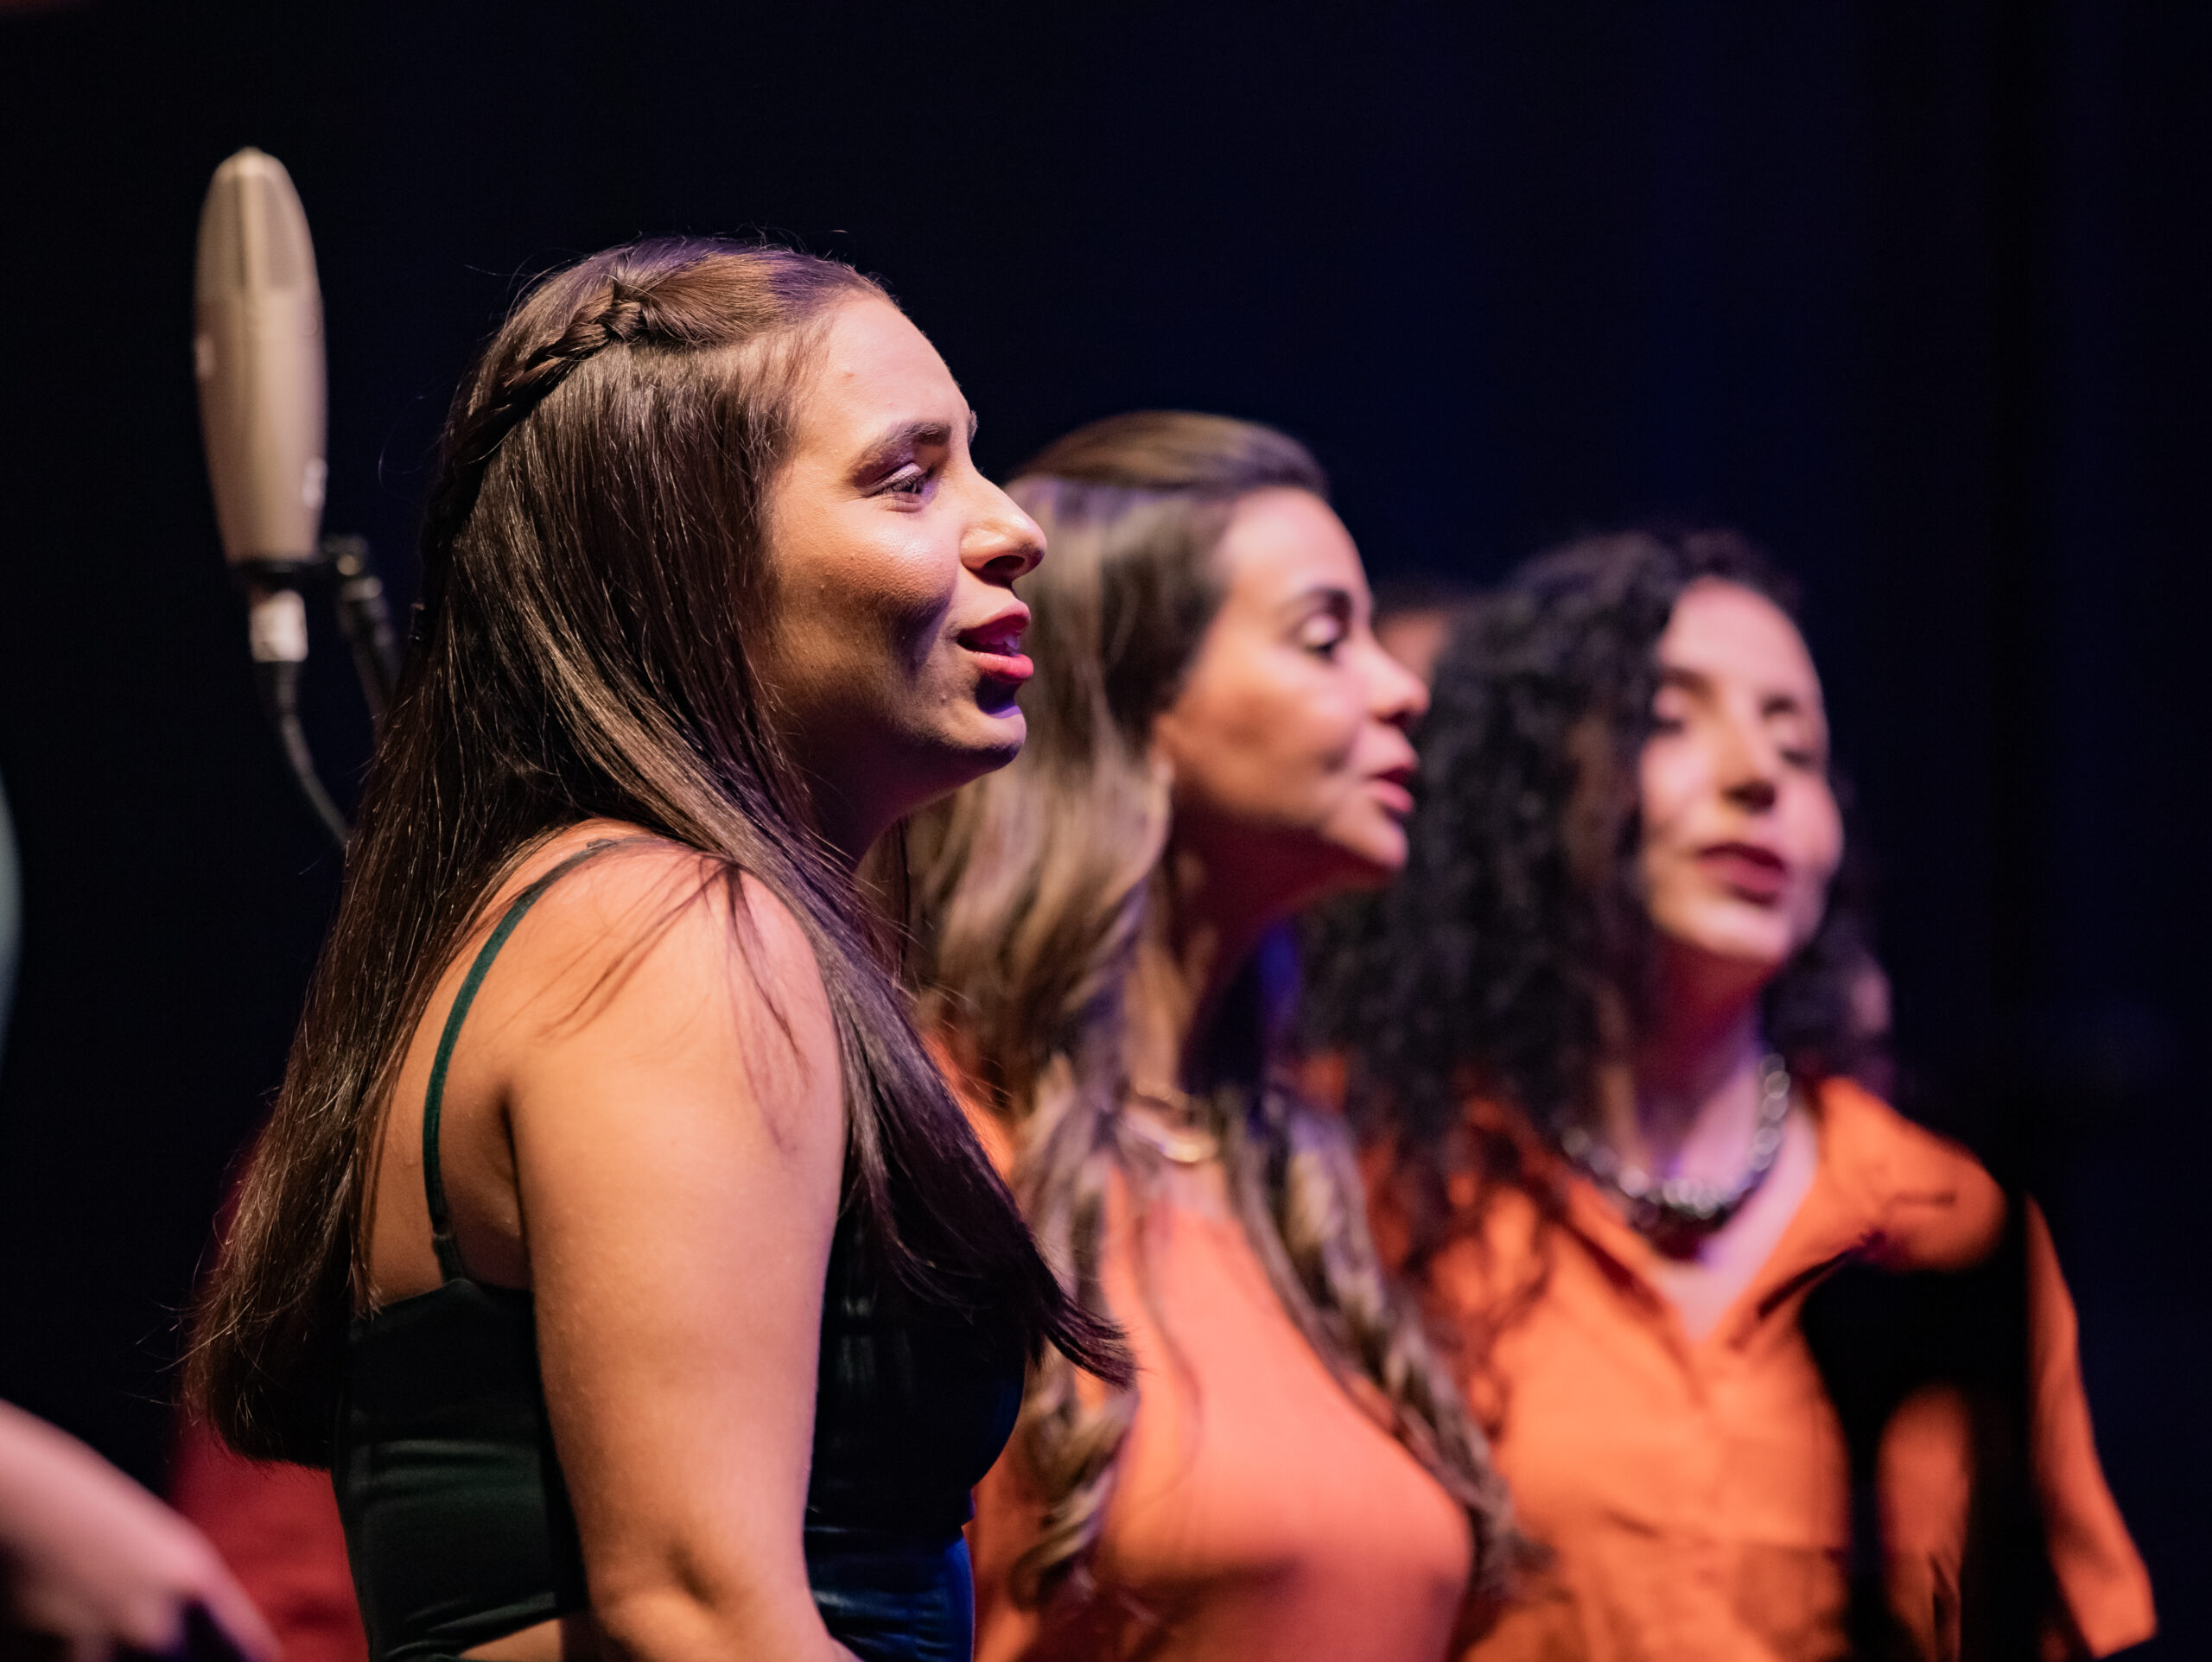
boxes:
[365,823,845,1305]
[480,824,840,1109]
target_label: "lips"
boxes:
[957,610,1033,684]
[1369,764,1417,819]
[1699,841,1788,904]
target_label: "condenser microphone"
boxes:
[194,147,327,585]
[193,149,346,845]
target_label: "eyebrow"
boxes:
[1660,664,1817,720]
[1275,582,1357,618]
[849,418,959,485]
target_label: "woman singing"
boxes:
[185,238,1123,1662]
[907,412,1520,1661]
[1316,530,2152,1661]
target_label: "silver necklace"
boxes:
[1560,1051,1795,1256]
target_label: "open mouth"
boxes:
[957,612,1033,685]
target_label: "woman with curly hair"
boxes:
[906,412,1521,1660]
[184,238,1125,1662]
[1313,530,2152,1661]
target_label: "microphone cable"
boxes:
[244,584,348,850]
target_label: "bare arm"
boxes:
[499,855,852,1662]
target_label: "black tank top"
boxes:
[332,843,1025,1662]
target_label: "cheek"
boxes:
[875,541,960,657]
[1301,681,1369,777]
[1789,792,1846,925]
[1240,676,1364,804]
[814,527,959,677]
[1637,743,1702,847]
[1164,667,1362,826]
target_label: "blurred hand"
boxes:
[0,1401,276,1662]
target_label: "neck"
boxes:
[810,796,876,874]
[796,760,904,874]
[1601,952,1770,1176]
[1124,835,1281,1094]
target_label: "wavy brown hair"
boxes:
[185,237,1124,1464]
[906,411,1520,1612]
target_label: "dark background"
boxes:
[0,2,2202,1652]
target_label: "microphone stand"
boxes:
[326,535,401,720]
[232,537,403,852]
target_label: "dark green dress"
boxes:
[333,845,1025,1662]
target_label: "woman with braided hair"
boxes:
[1312,530,2152,1660]
[184,238,1126,1662]
[905,411,1521,1661]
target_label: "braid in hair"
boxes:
[416,279,656,631]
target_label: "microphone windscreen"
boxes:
[194,148,327,568]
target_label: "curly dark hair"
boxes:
[1305,527,1885,1260]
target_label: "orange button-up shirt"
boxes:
[1384,1077,2152,1662]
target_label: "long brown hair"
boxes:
[187,238,1123,1464]
[907,411,1520,1609]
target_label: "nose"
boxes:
[1369,635,1429,732]
[964,479,1045,586]
[1714,710,1780,812]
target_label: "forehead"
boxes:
[1658,579,1822,701]
[800,298,963,431]
[1213,487,1364,604]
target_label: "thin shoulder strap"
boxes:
[424,837,627,1283]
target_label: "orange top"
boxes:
[968,1146,1474,1661]
[1380,1076,2152,1662]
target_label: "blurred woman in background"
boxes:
[184,238,1122,1662]
[908,411,1520,1662]
[1313,529,2152,1661]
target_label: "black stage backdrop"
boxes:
[0,3,2202,1651]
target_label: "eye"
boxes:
[880,464,933,500]
[1780,744,1826,772]
[1296,610,1348,658]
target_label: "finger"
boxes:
[114,1588,188,1657]
[191,1576,280,1662]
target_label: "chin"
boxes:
[1656,904,1799,977]
[1299,828,1407,903]
[949,711,1028,777]
[1339,813,1410,881]
[1678,927,1796,980]
[1339,841,1407,889]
